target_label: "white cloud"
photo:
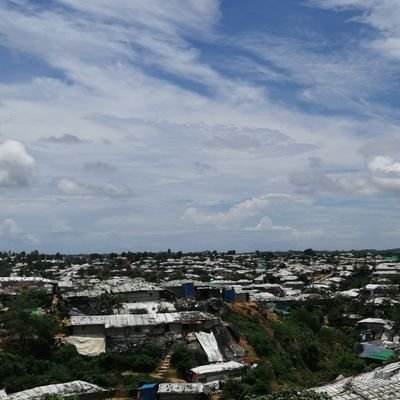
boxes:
[0,1,398,251]
[51,219,73,233]
[247,216,273,231]
[291,150,400,196]
[246,216,322,240]
[56,178,132,198]
[311,0,400,60]
[0,218,22,235]
[0,140,35,187]
[183,195,272,225]
[371,176,400,191]
[0,218,38,244]
[183,194,306,225]
[368,155,400,176]
[43,133,83,144]
[83,161,117,174]
[235,33,393,113]
[290,168,379,196]
[367,155,400,192]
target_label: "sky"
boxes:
[1,0,400,253]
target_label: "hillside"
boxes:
[221,302,367,399]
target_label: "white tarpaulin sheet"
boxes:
[9,381,106,400]
[64,334,106,356]
[195,331,224,362]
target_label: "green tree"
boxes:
[0,290,59,357]
[171,344,207,378]
[303,248,316,257]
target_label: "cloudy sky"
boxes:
[1,0,400,253]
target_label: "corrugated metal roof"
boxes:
[105,313,178,328]
[70,311,218,328]
[8,381,106,400]
[110,282,161,293]
[0,277,54,284]
[118,301,176,314]
[314,361,400,399]
[70,315,107,326]
[158,383,210,394]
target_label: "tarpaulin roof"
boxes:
[195,331,224,362]
[190,361,245,375]
[9,381,107,400]
[158,383,210,394]
[362,349,395,361]
[314,361,400,399]
[71,311,218,328]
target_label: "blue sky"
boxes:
[1,0,400,252]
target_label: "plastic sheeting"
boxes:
[64,334,106,356]
[195,331,224,362]
[314,361,400,399]
[0,390,9,400]
[158,383,211,395]
[9,381,106,400]
[71,311,218,328]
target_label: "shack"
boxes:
[0,277,55,295]
[157,383,211,400]
[109,280,162,302]
[7,381,107,400]
[69,312,220,343]
[138,383,158,400]
[189,361,246,383]
[357,318,394,341]
[314,361,400,399]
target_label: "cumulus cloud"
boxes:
[43,134,83,144]
[371,176,400,191]
[83,161,117,174]
[290,171,378,196]
[56,178,132,198]
[359,135,400,159]
[1,0,400,251]
[51,219,73,233]
[0,218,38,244]
[183,195,271,225]
[291,151,400,196]
[247,216,273,231]
[183,194,305,225]
[368,155,400,176]
[246,216,322,240]
[0,140,36,187]
[0,218,22,235]
[365,155,400,192]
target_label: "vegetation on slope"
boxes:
[0,290,163,393]
[221,302,366,399]
[0,289,374,398]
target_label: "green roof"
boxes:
[363,349,396,361]
[383,257,399,262]
[207,282,224,288]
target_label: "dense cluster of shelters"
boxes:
[2,250,400,399]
